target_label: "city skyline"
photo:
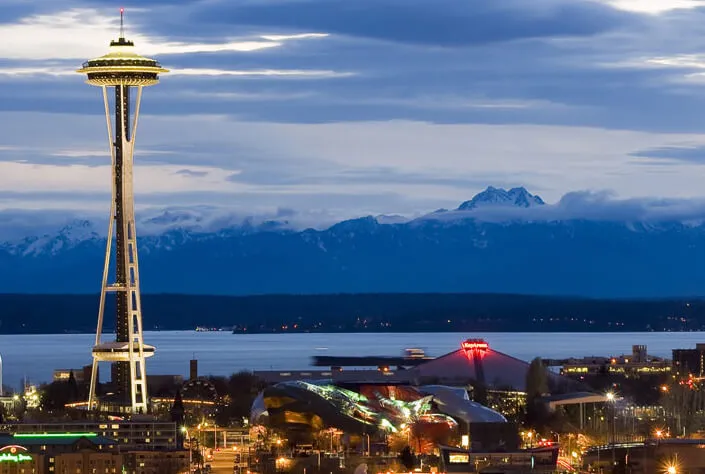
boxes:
[4,1,705,221]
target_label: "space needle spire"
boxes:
[119,8,125,40]
[77,9,169,413]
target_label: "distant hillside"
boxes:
[3,187,705,297]
[0,293,702,334]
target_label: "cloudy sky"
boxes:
[4,0,705,222]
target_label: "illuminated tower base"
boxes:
[78,11,168,413]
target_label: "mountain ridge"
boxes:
[3,186,705,297]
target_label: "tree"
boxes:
[472,382,488,406]
[525,357,549,428]
[213,372,265,426]
[526,358,548,399]
[67,371,79,403]
[12,397,26,421]
[170,389,185,425]
[399,446,415,471]
[661,382,705,435]
[41,382,73,412]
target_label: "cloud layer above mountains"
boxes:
[8,187,705,242]
[5,0,705,218]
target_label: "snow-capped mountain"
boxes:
[4,186,705,297]
[2,219,102,257]
[457,186,545,210]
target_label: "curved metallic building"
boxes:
[252,381,504,436]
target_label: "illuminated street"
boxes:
[208,449,236,474]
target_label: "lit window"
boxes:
[449,454,469,463]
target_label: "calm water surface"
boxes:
[0,331,701,389]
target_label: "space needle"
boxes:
[77,9,168,413]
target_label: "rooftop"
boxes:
[0,433,117,446]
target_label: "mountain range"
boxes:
[2,186,705,297]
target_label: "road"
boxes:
[208,449,237,474]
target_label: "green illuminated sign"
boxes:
[14,433,97,438]
[0,453,32,463]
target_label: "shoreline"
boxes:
[1,328,704,336]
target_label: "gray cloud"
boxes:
[9,189,705,243]
[175,168,209,177]
[629,145,705,163]
[0,0,702,135]
[227,165,512,189]
[6,1,705,216]
[194,0,630,47]
[420,190,705,224]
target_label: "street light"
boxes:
[605,391,616,466]
[181,427,192,470]
[665,453,679,474]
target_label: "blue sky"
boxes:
[4,0,705,223]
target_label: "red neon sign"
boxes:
[461,339,489,351]
[461,339,489,359]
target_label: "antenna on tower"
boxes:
[119,7,125,40]
[110,7,133,47]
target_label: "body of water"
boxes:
[0,331,702,389]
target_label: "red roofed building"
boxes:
[415,338,565,392]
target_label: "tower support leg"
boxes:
[89,83,150,414]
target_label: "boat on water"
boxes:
[195,326,232,332]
